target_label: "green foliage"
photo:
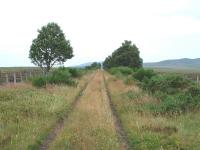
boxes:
[31,67,77,87]
[107,73,200,149]
[29,22,73,73]
[133,71,200,113]
[31,76,47,88]
[142,74,191,94]
[48,67,76,86]
[133,68,156,82]
[68,68,82,78]
[103,40,143,69]
[109,67,134,76]
[125,90,143,100]
[147,92,200,114]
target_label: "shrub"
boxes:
[32,76,46,88]
[156,93,200,114]
[48,67,76,86]
[187,86,200,97]
[109,67,134,76]
[133,68,156,82]
[68,68,82,78]
[133,70,200,114]
[142,74,191,94]
[31,67,78,87]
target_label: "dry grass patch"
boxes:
[0,73,92,150]
[50,71,120,150]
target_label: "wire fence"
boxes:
[0,70,43,84]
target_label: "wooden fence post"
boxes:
[197,75,199,84]
[6,73,9,83]
[20,72,23,82]
[13,73,16,84]
[25,72,28,81]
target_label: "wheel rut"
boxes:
[40,71,131,150]
[39,72,96,150]
[103,71,131,150]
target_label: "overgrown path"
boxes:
[103,72,130,150]
[43,70,130,150]
[39,72,96,150]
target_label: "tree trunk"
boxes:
[45,65,51,75]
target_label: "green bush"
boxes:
[187,86,200,97]
[109,67,134,76]
[32,76,47,88]
[68,68,82,78]
[31,67,78,87]
[48,67,76,86]
[142,74,191,94]
[133,69,200,114]
[152,92,200,114]
[133,68,156,82]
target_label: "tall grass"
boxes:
[0,73,92,149]
[105,73,200,149]
[109,67,200,114]
[50,71,120,150]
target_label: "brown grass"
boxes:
[0,72,93,150]
[50,71,120,150]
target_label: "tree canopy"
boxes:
[103,40,143,69]
[29,22,73,73]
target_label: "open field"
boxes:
[0,72,93,149]
[1,68,200,150]
[147,67,200,81]
[105,72,200,149]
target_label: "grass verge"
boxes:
[105,72,200,150]
[0,73,92,150]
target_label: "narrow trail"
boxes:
[39,72,95,150]
[103,72,130,150]
[40,70,130,150]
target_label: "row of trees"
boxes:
[29,22,143,73]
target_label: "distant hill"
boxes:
[144,58,200,70]
[72,62,102,68]
[72,62,93,68]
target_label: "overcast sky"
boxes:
[0,0,200,67]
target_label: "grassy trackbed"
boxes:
[105,73,200,150]
[0,73,92,150]
[50,71,121,150]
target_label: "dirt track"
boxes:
[40,70,130,150]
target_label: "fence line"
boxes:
[0,70,43,84]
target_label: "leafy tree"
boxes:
[103,40,142,69]
[29,22,73,74]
